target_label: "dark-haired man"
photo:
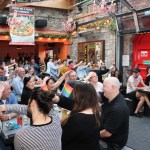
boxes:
[126,68,150,117]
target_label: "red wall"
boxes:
[133,33,150,79]
[0,41,36,60]
[0,36,70,61]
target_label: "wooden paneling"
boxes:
[7,0,76,10]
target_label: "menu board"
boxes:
[8,6,35,45]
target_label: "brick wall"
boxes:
[35,8,68,31]
[122,34,135,85]
[70,27,116,67]
[0,7,68,31]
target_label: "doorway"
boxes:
[133,34,150,79]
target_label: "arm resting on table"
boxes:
[4,104,27,115]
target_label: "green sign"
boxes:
[88,45,95,49]
[143,60,150,65]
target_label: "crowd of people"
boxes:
[0,53,149,150]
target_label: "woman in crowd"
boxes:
[39,58,46,73]
[20,76,35,105]
[85,72,103,93]
[53,83,100,150]
[40,70,70,94]
[60,59,68,76]
[0,90,62,150]
[85,72,103,102]
[145,66,150,86]
[108,64,122,82]
[24,60,31,73]
[46,77,60,93]
[26,67,41,82]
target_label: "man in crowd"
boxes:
[49,59,60,79]
[126,68,150,117]
[30,58,40,76]
[60,59,68,76]
[68,60,83,71]
[99,62,106,70]
[0,81,17,121]
[0,66,7,81]
[100,77,129,149]
[0,81,18,149]
[68,70,77,81]
[11,67,25,103]
[76,62,91,80]
[93,65,114,83]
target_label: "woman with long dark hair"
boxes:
[20,76,34,105]
[53,83,100,150]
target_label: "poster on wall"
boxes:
[88,43,96,64]
[8,6,35,45]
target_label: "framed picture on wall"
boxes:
[78,40,105,64]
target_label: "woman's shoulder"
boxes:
[70,113,95,121]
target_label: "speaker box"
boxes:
[35,19,47,28]
[0,16,7,25]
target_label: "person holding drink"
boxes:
[0,90,62,150]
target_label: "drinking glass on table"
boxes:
[61,108,68,121]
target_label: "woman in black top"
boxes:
[20,76,34,105]
[53,83,100,150]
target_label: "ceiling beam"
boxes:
[0,0,10,12]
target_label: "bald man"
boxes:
[99,77,129,149]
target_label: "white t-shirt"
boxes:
[45,62,51,74]
[126,75,142,93]
[95,82,103,93]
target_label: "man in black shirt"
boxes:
[93,65,114,83]
[100,77,129,149]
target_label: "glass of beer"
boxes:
[61,108,68,121]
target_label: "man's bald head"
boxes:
[104,77,121,89]
[103,77,121,101]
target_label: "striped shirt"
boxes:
[6,104,62,150]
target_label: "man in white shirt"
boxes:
[126,68,150,117]
[11,67,25,103]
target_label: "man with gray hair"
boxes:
[99,77,129,149]
[0,81,17,121]
[11,67,25,103]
